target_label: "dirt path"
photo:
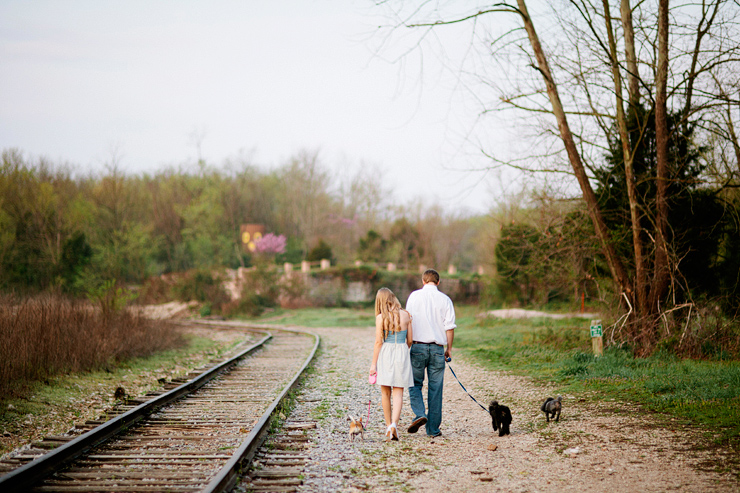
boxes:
[290,325,736,492]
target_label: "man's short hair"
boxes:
[422,269,440,284]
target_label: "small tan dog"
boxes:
[347,415,365,441]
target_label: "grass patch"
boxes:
[455,307,740,451]
[248,307,374,328]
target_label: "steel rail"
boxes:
[0,331,272,493]
[204,326,320,493]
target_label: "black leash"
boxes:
[446,360,492,416]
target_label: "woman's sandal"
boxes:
[390,423,399,441]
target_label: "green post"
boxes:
[590,319,603,357]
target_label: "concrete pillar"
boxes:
[477,265,485,276]
[320,259,331,270]
[448,264,457,275]
[387,263,396,272]
[301,260,311,273]
[284,262,293,274]
[354,260,362,267]
[418,264,427,273]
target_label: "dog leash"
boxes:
[366,374,375,427]
[446,360,492,416]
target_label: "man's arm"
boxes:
[443,297,456,331]
[443,297,456,359]
[405,292,415,312]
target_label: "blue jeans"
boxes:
[409,343,445,436]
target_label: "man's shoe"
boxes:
[429,431,442,438]
[407,417,427,434]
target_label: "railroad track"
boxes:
[0,323,319,493]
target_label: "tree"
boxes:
[495,223,539,304]
[376,1,740,352]
[388,218,423,268]
[358,230,387,262]
[306,239,333,263]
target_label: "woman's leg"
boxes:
[391,387,404,425]
[380,385,392,427]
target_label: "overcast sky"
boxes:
[0,1,517,214]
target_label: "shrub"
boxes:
[85,279,138,321]
[136,276,173,304]
[0,294,182,397]
[278,274,311,309]
[171,269,230,312]
[306,239,333,262]
[222,265,280,317]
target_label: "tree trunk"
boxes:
[604,0,647,314]
[726,98,740,178]
[515,0,633,297]
[650,0,671,313]
[620,0,640,108]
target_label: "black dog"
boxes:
[488,400,512,436]
[541,396,562,422]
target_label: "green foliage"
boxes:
[478,276,504,309]
[492,211,601,307]
[199,303,212,317]
[0,150,313,290]
[596,105,733,307]
[357,230,387,262]
[85,279,138,319]
[223,264,281,317]
[275,236,304,265]
[171,269,230,311]
[495,223,539,304]
[337,265,380,283]
[306,239,333,262]
[58,232,93,291]
[388,218,423,268]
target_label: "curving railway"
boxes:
[0,323,319,493]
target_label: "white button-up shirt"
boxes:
[405,284,456,346]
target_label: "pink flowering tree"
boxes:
[254,233,286,255]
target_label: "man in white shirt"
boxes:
[404,269,456,437]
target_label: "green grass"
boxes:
[250,307,374,328]
[455,307,740,452]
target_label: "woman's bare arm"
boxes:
[370,314,384,376]
[403,310,413,348]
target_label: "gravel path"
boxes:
[283,325,737,492]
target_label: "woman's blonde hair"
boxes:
[375,287,401,340]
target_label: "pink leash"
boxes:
[367,374,375,426]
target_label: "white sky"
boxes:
[0,1,519,214]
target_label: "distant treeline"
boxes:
[1,147,738,322]
[0,148,486,294]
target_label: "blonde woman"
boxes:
[369,287,414,441]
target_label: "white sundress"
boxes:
[376,328,414,388]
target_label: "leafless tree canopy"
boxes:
[375,0,740,351]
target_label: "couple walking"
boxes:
[369,269,456,440]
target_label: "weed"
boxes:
[0,293,182,397]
